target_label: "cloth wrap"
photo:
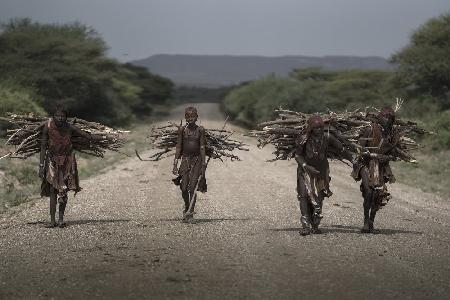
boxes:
[173,124,207,193]
[351,123,398,210]
[41,119,81,202]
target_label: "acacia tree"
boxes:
[391,13,450,109]
[0,18,174,125]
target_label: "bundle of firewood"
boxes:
[249,108,363,161]
[249,102,430,163]
[350,108,431,162]
[140,122,248,161]
[0,113,127,159]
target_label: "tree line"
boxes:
[222,13,450,149]
[0,18,174,127]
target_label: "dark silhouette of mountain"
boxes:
[131,54,393,87]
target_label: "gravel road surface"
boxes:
[1,103,449,299]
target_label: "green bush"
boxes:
[391,13,450,109]
[222,69,399,128]
[0,81,46,116]
[432,110,450,149]
[0,81,46,136]
[223,75,304,127]
[0,18,174,125]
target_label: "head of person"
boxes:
[185,106,198,125]
[378,106,395,129]
[53,104,68,127]
[306,115,324,137]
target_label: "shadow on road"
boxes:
[66,219,131,226]
[27,219,131,227]
[192,218,251,224]
[159,217,251,224]
[327,224,423,235]
[268,224,422,235]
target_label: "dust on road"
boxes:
[1,103,449,299]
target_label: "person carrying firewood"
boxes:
[39,105,102,228]
[351,106,400,233]
[295,115,353,236]
[172,106,207,223]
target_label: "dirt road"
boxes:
[1,103,449,299]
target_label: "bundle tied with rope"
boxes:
[0,112,128,160]
[136,119,249,162]
[248,99,431,163]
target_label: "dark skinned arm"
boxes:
[355,127,374,162]
[39,124,49,178]
[70,124,102,140]
[294,138,319,175]
[199,126,207,173]
[358,127,371,148]
[328,133,354,162]
[173,126,183,175]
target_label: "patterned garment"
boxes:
[40,119,81,198]
[174,124,207,193]
[178,156,207,193]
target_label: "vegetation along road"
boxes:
[0,103,449,299]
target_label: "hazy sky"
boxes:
[1,0,449,61]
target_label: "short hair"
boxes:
[305,115,324,135]
[378,106,395,118]
[54,104,68,117]
[307,115,324,128]
[185,106,198,116]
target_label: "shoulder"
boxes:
[43,118,54,132]
[295,135,307,153]
[325,132,337,142]
[67,123,78,132]
[68,123,85,136]
[360,124,374,137]
[198,125,205,133]
[372,122,382,132]
[41,119,50,133]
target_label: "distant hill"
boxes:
[131,54,393,87]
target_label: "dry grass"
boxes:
[0,108,170,213]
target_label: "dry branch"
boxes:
[248,105,431,163]
[0,113,127,159]
[140,121,248,161]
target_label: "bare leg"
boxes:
[58,202,67,228]
[360,167,373,233]
[185,191,197,223]
[45,188,57,228]
[298,196,312,236]
[188,192,197,214]
[312,194,324,234]
[181,190,189,222]
[369,203,379,233]
[297,171,311,236]
[182,191,189,212]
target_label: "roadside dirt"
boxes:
[1,103,449,299]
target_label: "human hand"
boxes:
[305,165,320,176]
[201,164,207,176]
[38,164,45,179]
[172,164,178,176]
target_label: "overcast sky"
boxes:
[1,0,449,61]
